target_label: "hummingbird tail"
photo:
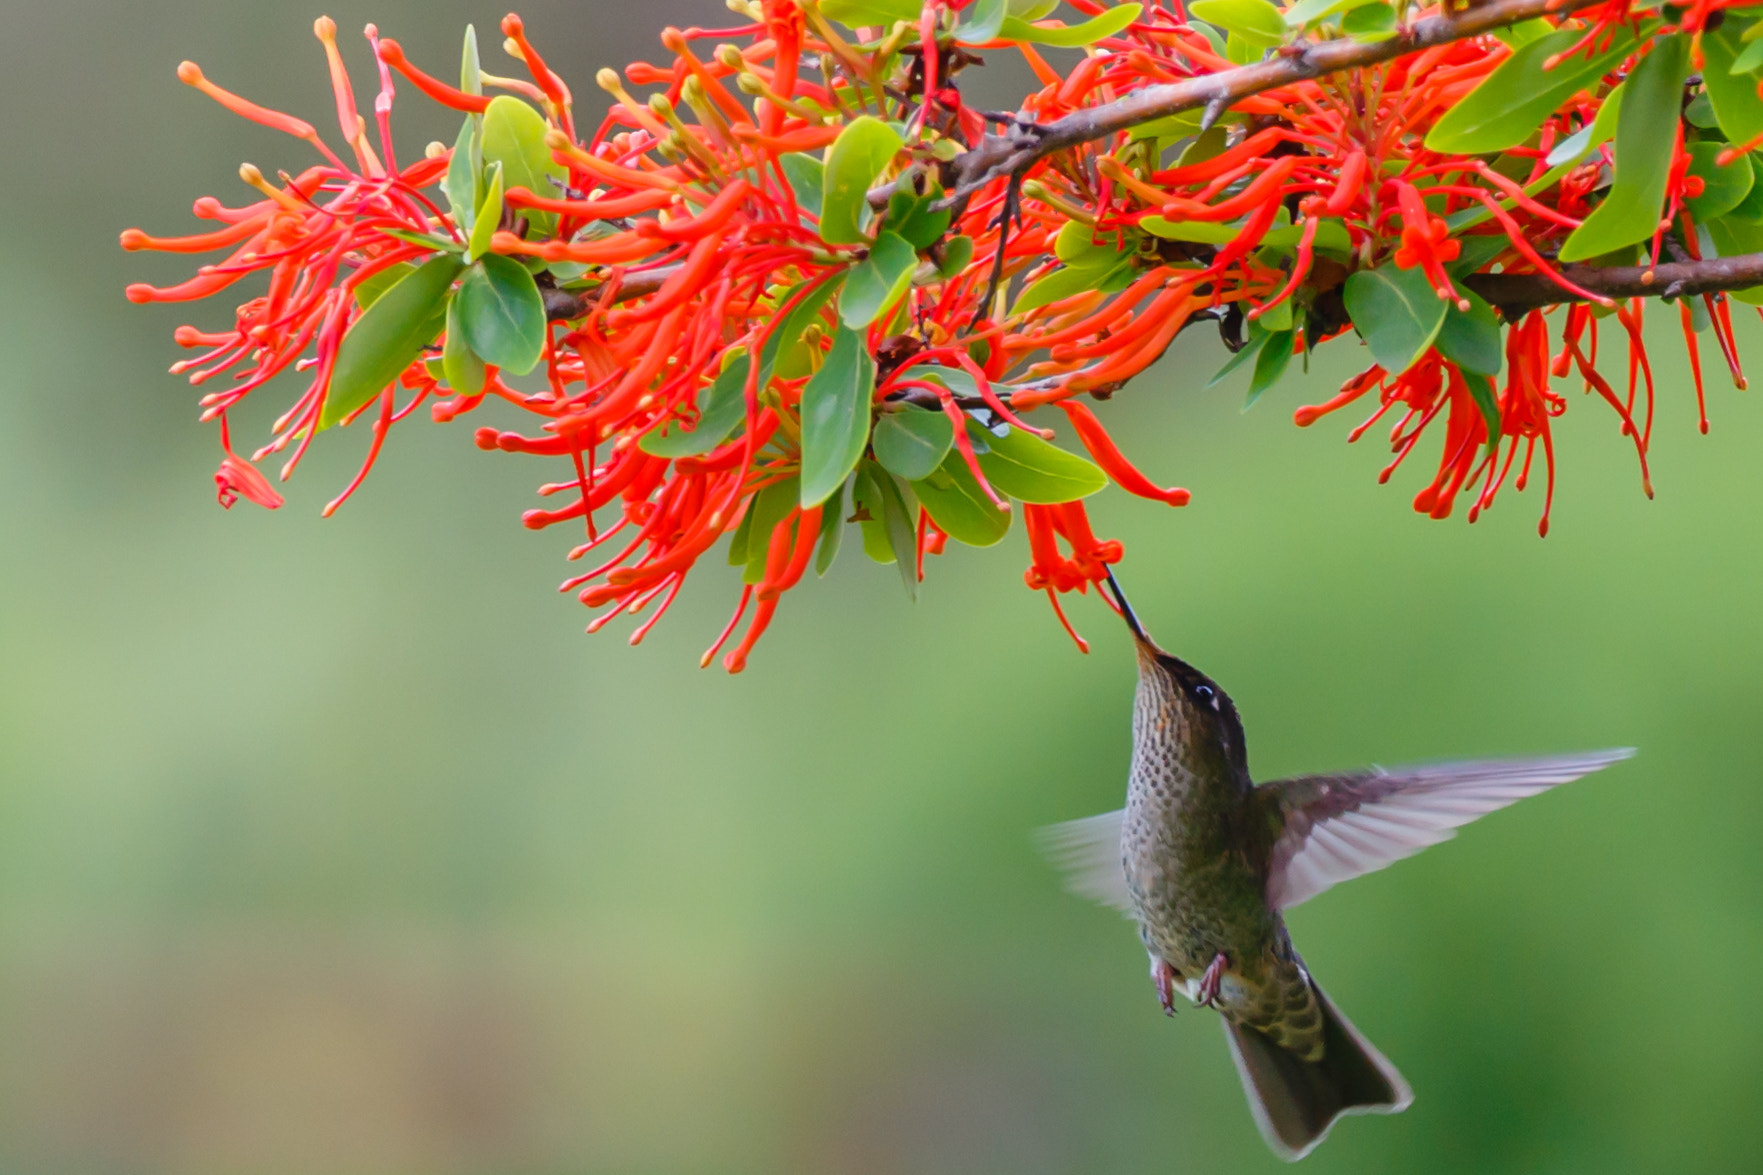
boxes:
[1222,981,1413,1161]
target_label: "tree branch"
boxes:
[1466,252,1763,315]
[936,0,1604,200]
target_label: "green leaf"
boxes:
[1283,0,1379,27]
[379,228,461,253]
[441,296,487,396]
[639,353,750,457]
[799,325,876,507]
[780,152,825,219]
[1190,0,1285,47]
[1702,214,1763,303]
[1177,125,1230,168]
[1207,323,1271,387]
[765,274,845,381]
[1341,1,1397,42]
[481,95,565,237]
[814,479,845,576]
[851,465,896,563]
[975,427,1107,503]
[1463,371,1503,454]
[1244,329,1293,409]
[998,4,1141,47]
[872,465,920,601]
[1342,263,1449,376]
[1140,216,1240,244]
[467,162,503,262]
[1560,34,1691,263]
[911,451,1011,547]
[1733,34,1763,76]
[1425,24,1641,155]
[1685,91,1719,130]
[445,116,480,231]
[819,0,920,26]
[957,0,1009,43]
[1727,161,1763,222]
[1126,110,1202,142]
[1223,31,1260,64]
[1688,142,1755,223]
[455,254,546,374]
[873,405,955,481]
[1434,290,1504,377]
[1705,25,1763,146]
[937,235,975,278]
[741,476,801,584]
[819,116,904,246]
[841,231,918,328]
[460,24,482,96]
[323,255,461,430]
[1495,18,1555,48]
[885,186,952,249]
[354,262,415,310]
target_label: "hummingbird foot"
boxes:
[1195,953,1229,1009]
[1150,957,1179,1017]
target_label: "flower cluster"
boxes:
[124,1,1763,666]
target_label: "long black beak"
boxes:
[1103,567,1153,646]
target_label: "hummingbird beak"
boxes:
[1103,567,1156,649]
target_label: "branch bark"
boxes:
[1466,252,1763,314]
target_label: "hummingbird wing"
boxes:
[1255,748,1634,911]
[1037,810,1132,911]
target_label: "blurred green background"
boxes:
[3,2,1760,1171]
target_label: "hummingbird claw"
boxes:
[1151,957,1179,1016]
[1196,953,1229,1009]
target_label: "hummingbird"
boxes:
[1043,572,1633,1161]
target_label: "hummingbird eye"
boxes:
[1192,683,1218,708]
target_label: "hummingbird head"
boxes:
[1104,570,1250,782]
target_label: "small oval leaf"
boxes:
[841,231,918,328]
[873,405,955,481]
[1434,290,1504,377]
[442,295,487,396]
[1425,25,1641,155]
[1190,0,1286,47]
[911,452,1011,547]
[323,254,463,430]
[998,4,1140,47]
[820,116,904,246]
[456,254,547,374]
[975,427,1107,503]
[467,162,503,262]
[1342,263,1449,376]
[481,95,565,237]
[1687,142,1755,223]
[799,325,876,508]
[1703,24,1763,146]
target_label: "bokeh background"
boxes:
[3,2,1760,1171]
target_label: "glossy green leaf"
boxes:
[322,254,462,430]
[441,295,486,396]
[814,479,845,576]
[1732,35,1763,76]
[873,405,955,481]
[799,325,876,508]
[1341,2,1396,42]
[841,231,918,328]
[1140,217,1239,244]
[1012,257,1132,316]
[765,274,845,381]
[460,24,482,96]
[455,254,546,374]
[1126,110,1202,142]
[1342,263,1448,376]
[1207,322,1271,387]
[1244,329,1293,410]
[1464,371,1503,454]
[380,228,462,254]
[998,4,1141,47]
[467,163,503,262]
[481,95,564,237]
[1177,125,1230,168]
[819,116,903,246]
[1190,0,1285,46]
[1688,143,1755,223]
[1703,215,1763,304]
[1704,25,1763,146]
[851,465,895,563]
[741,476,800,583]
[780,152,825,219]
[872,465,919,601]
[1560,34,1691,263]
[639,353,750,457]
[1425,25,1640,154]
[937,235,975,278]
[1685,91,1719,130]
[1726,161,1763,222]
[911,452,1011,547]
[353,262,415,310]
[819,0,920,26]
[975,427,1107,503]
[1283,0,1380,27]
[886,186,952,249]
[1494,18,1555,48]
[445,116,480,231]
[1434,290,1503,377]
[957,0,1009,43]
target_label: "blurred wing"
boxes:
[1258,749,1634,911]
[1037,810,1131,912]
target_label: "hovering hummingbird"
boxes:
[1044,573,1633,1161]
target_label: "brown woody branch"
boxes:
[1466,253,1763,315]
